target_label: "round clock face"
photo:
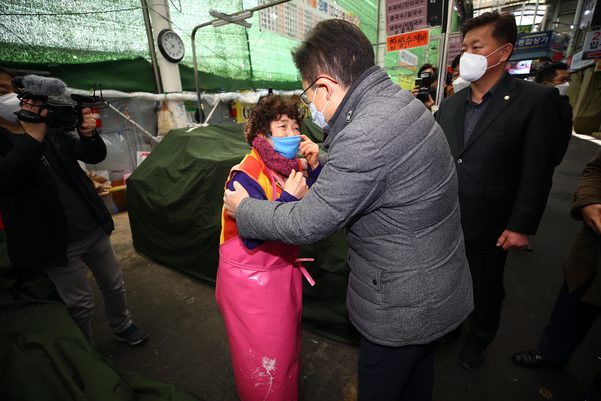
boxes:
[157,29,185,63]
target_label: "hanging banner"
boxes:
[513,30,553,53]
[582,30,601,60]
[387,29,429,52]
[550,34,567,50]
[447,33,463,66]
[386,0,428,36]
[398,49,419,70]
[258,0,359,42]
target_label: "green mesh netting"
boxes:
[0,0,379,92]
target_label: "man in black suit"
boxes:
[436,11,562,370]
[535,62,573,166]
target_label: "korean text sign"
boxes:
[387,29,429,52]
[513,30,553,53]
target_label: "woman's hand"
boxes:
[20,98,48,143]
[284,169,308,200]
[78,108,96,137]
[299,135,319,170]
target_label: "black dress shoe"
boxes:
[512,350,544,368]
[460,340,486,371]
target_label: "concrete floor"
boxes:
[89,137,601,401]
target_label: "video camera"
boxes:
[415,71,437,104]
[12,75,108,131]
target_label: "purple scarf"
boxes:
[252,136,299,177]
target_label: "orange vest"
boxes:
[220,149,301,245]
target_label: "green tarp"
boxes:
[127,121,361,346]
[0,262,204,401]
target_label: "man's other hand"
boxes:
[582,204,601,235]
[496,229,529,250]
[224,181,249,219]
[78,108,96,137]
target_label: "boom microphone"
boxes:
[13,75,67,97]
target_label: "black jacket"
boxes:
[436,73,562,245]
[0,126,114,269]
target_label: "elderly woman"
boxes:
[216,95,321,401]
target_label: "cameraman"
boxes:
[0,68,148,346]
[411,63,438,110]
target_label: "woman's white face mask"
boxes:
[0,92,21,123]
[459,44,507,82]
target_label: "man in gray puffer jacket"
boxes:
[224,19,473,400]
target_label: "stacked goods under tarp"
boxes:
[0,259,204,401]
[127,121,361,345]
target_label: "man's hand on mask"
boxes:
[20,99,47,143]
[78,108,97,137]
[224,181,249,219]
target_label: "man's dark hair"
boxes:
[418,63,438,76]
[460,11,517,57]
[535,62,569,84]
[291,19,375,90]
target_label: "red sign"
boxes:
[551,52,564,62]
[387,29,429,52]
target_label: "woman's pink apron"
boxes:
[216,169,314,400]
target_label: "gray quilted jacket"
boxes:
[236,66,473,346]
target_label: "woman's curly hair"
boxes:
[244,95,303,146]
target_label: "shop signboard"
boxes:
[447,33,463,66]
[387,29,429,52]
[386,0,428,36]
[258,0,359,42]
[513,30,553,53]
[426,0,443,27]
[550,34,567,50]
[517,25,532,34]
[582,30,601,60]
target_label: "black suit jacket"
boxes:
[436,73,561,246]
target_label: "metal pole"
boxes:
[540,3,549,31]
[191,0,293,124]
[435,0,455,107]
[140,0,162,93]
[566,0,585,56]
[519,2,525,25]
[551,0,561,27]
[532,0,540,30]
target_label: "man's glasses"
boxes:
[552,77,571,84]
[299,77,320,106]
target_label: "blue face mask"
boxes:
[309,85,331,129]
[268,135,301,159]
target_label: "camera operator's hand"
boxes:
[411,85,420,98]
[424,95,434,111]
[77,108,96,137]
[20,99,47,143]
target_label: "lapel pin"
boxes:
[504,95,510,100]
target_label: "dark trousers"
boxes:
[537,279,601,367]
[357,336,436,401]
[465,244,509,346]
